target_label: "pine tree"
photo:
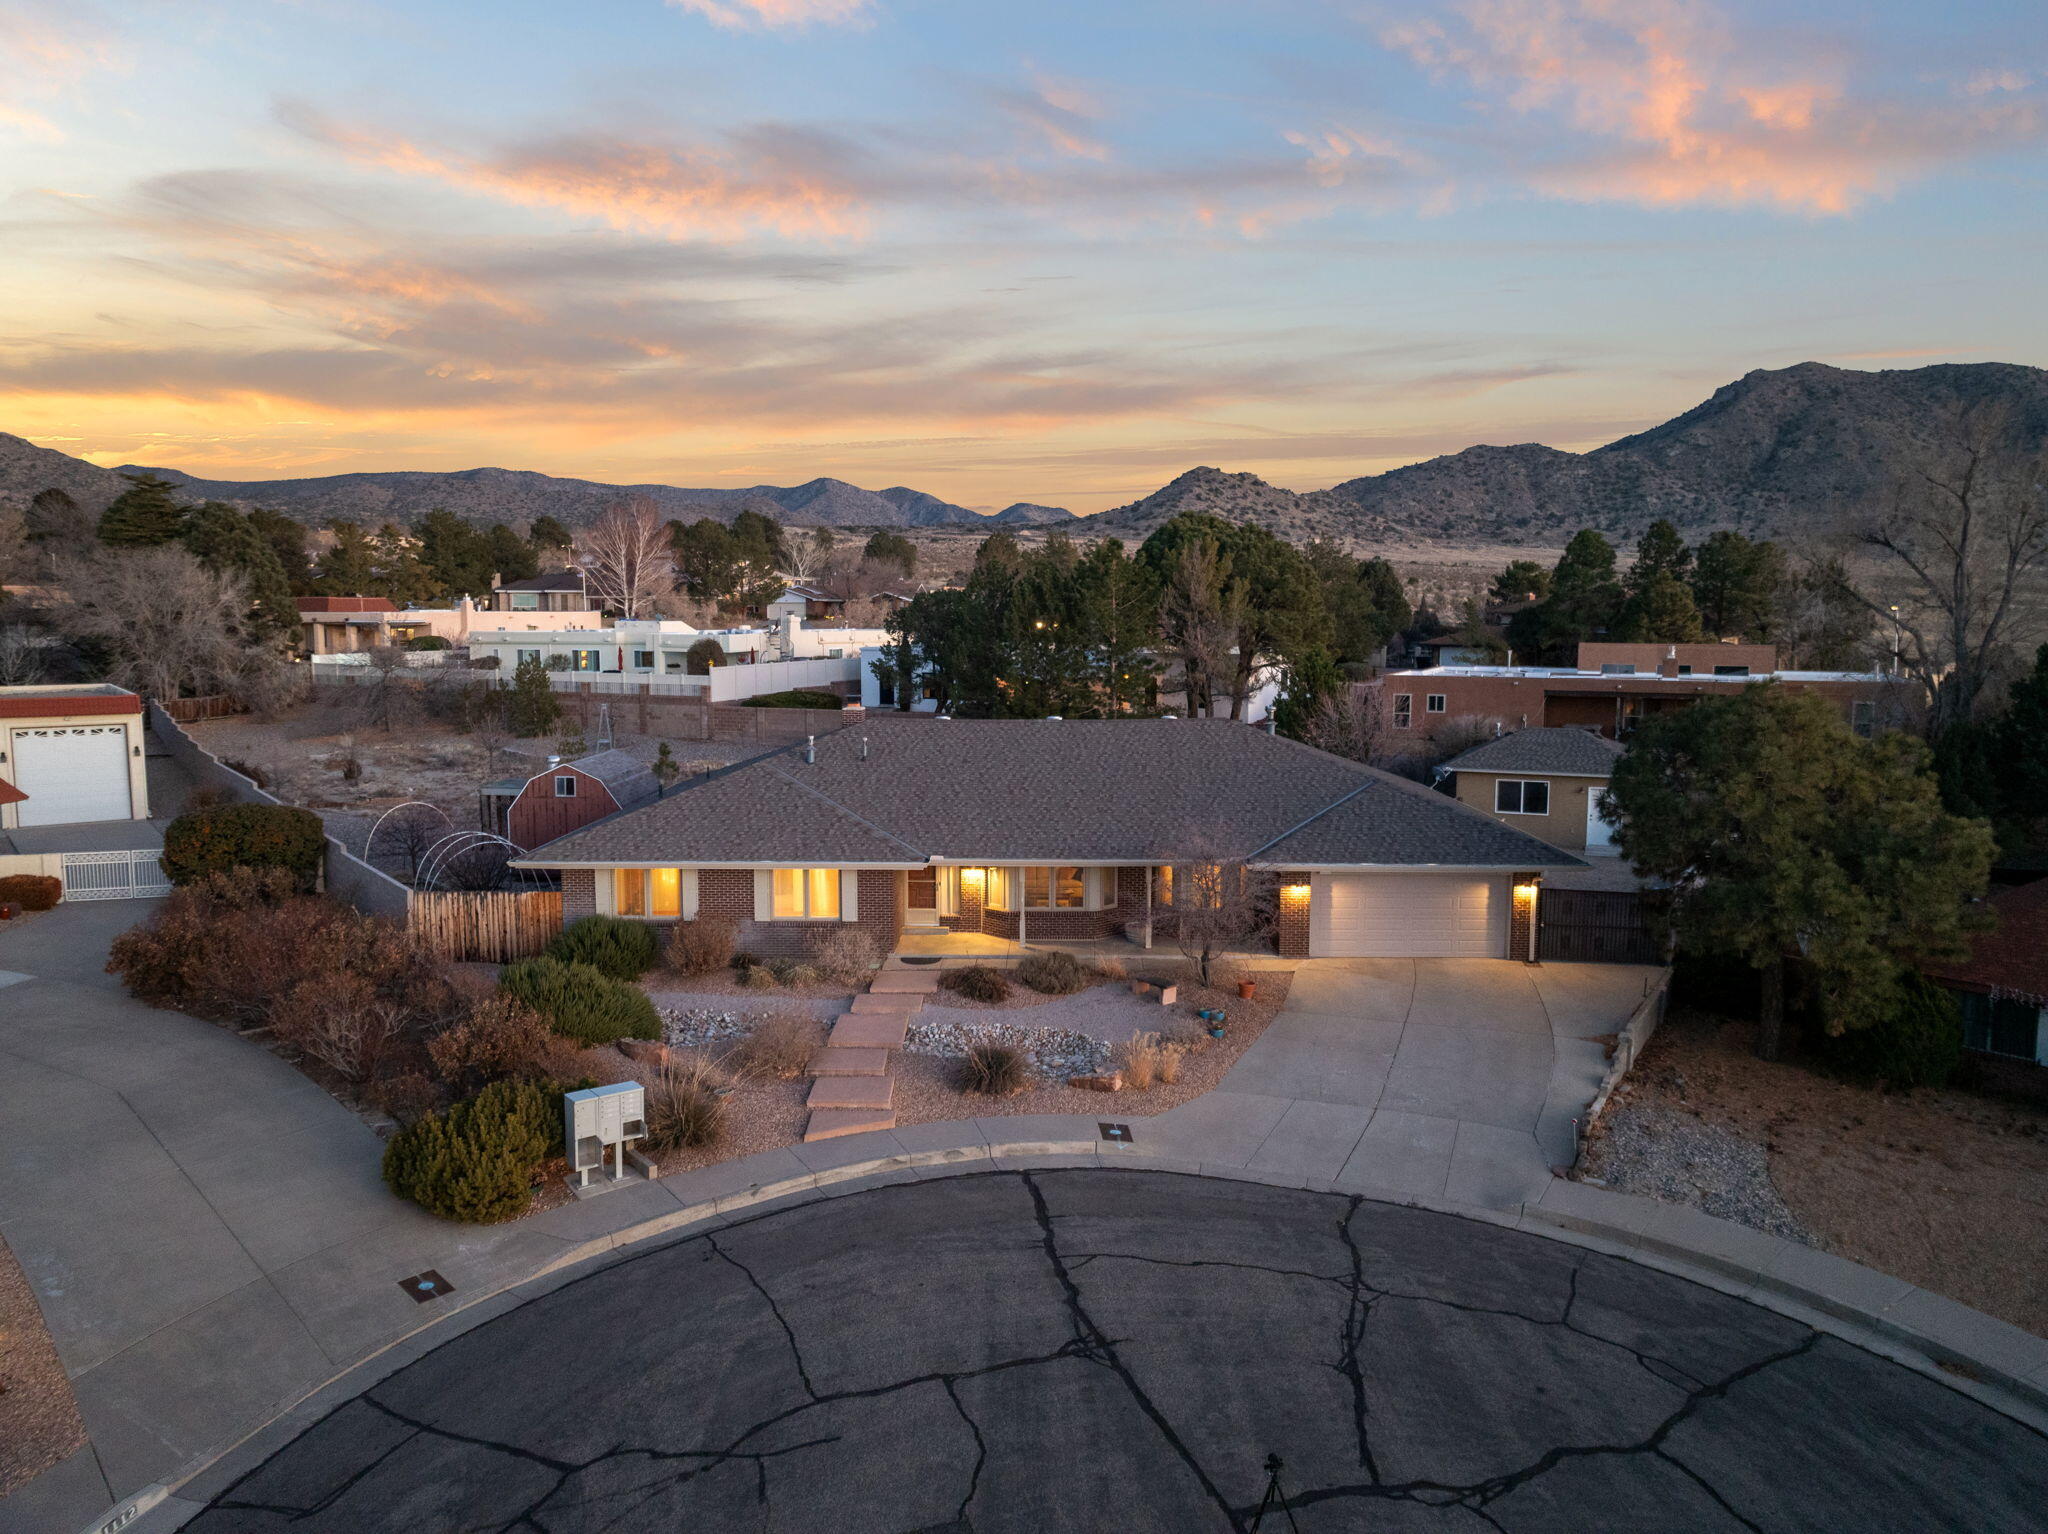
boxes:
[1615,571,1705,643]
[182,501,299,646]
[248,507,311,590]
[372,523,440,606]
[529,516,573,559]
[97,473,189,547]
[1272,645,1344,740]
[506,657,560,737]
[486,523,539,583]
[316,521,378,595]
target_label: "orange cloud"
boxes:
[285,106,871,242]
[1385,0,2045,214]
[665,0,872,30]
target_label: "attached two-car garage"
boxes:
[1308,872,1510,958]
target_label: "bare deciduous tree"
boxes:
[1300,686,1392,766]
[1158,539,1239,718]
[48,545,290,704]
[0,623,52,686]
[580,497,673,619]
[1847,402,2048,734]
[1168,857,1274,988]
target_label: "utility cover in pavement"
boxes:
[399,1270,455,1303]
[1099,1123,1132,1142]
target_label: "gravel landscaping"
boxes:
[1580,1007,2048,1339]
[0,1233,86,1498]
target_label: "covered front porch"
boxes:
[891,926,1289,969]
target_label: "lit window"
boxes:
[555,775,577,798]
[1494,779,1551,815]
[574,650,601,671]
[1392,693,1413,729]
[772,868,841,919]
[649,868,681,918]
[1023,866,1049,907]
[615,868,644,916]
[1426,694,1446,713]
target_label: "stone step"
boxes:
[869,971,940,994]
[806,1074,895,1112]
[807,1046,891,1077]
[850,992,921,1014]
[830,1014,909,1049]
[803,1108,898,1142]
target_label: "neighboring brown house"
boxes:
[1926,881,2048,1067]
[1371,642,1908,748]
[1438,728,1626,855]
[488,569,595,613]
[513,719,1582,960]
[481,750,660,852]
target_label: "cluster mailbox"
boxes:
[564,1082,647,1188]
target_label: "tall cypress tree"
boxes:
[97,473,189,547]
[182,501,298,645]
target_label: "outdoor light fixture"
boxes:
[1282,882,1309,902]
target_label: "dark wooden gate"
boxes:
[1537,888,1661,964]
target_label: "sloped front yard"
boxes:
[1581,1009,2048,1338]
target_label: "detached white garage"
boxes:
[11,725,137,828]
[1309,872,1510,958]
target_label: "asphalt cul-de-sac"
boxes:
[186,1169,2048,1533]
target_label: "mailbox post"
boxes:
[564,1082,647,1188]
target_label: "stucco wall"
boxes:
[1452,771,1610,852]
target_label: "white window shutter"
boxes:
[753,868,773,920]
[840,869,858,922]
[594,870,615,916]
[682,869,700,921]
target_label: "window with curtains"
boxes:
[771,868,842,919]
[614,867,683,918]
[987,867,1111,910]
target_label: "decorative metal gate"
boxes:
[1536,888,1662,964]
[60,849,174,901]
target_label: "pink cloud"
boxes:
[1384,0,2045,214]
[665,0,872,30]
[0,2,122,144]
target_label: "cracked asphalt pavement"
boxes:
[185,1170,2048,1532]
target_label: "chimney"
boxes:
[803,735,816,764]
[1657,645,1681,679]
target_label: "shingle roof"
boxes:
[1926,880,2048,1006]
[495,569,588,592]
[1440,727,1626,778]
[558,749,659,806]
[520,719,1582,870]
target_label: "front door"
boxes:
[906,867,938,921]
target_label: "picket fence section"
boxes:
[408,889,564,961]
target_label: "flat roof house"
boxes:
[514,719,1582,961]
[1438,728,1627,856]
[0,684,151,831]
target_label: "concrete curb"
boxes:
[101,1140,2048,1534]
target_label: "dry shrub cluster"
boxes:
[667,918,736,977]
[960,1039,1028,1095]
[1119,1030,1187,1091]
[724,1010,823,1080]
[808,927,881,985]
[644,1052,734,1152]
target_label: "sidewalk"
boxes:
[5,919,2045,1533]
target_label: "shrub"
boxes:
[499,956,660,1046]
[382,1078,561,1223]
[271,972,412,1084]
[161,803,325,888]
[942,965,1011,1003]
[684,637,725,675]
[405,635,451,651]
[666,918,736,977]
[220,758,269,788]
[731,949,760,975]
[809,927,880,985]
[740,689,844,709]
[783,962,821,988]
[1121,1030,1164,1090]
[724,1010,822,1080]
[0,874,61,912]
[545,915,660,980]
[1016,950,1089,996]
[1823,973,1966,1091]
[960,1039,1026,1095]
[741,964,779,991]
[427,994,581,1097]
[644,1054,729,1152]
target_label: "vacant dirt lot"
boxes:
[1585,1009,2048,1338]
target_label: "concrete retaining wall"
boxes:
[1573,967,1671,1166]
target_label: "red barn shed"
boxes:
[482,750,660,851]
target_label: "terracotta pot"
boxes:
[1237,979,1257,999]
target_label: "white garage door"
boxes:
[11,726,134,828]
[1310,873,1509,958]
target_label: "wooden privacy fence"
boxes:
[409,890,562,961]
[1537,887,1663,965]
[159,694,246,723]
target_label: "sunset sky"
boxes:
[2,0,2043,513]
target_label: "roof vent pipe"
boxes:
[803,735,816,764]
[1046,715,1062,721]
[1264,718,1277,735]
[546,755,561,768]
[859,735,870,760]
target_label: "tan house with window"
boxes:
[1438,727,1626,855]
[513,719,1583,960]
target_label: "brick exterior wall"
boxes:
[562,868,597,924]
[1510,874,1539,963]
[697,866,903,959]
[1274,872,1311,958]
[983,906,1119,941]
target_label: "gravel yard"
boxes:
[0,1234,85,1498]
[1580,1008,2048,1338]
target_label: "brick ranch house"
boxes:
[1925,879,2048,1069]
[513,719,1583,960]
[1371,642,1911,750]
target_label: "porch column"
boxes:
[1143,867,1153,949]
[1017,896,1026,949]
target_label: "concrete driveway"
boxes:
[1135,958,1662,1211]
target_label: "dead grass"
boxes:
[1596,1009,2048,1339]
[0,1233,87,1497]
